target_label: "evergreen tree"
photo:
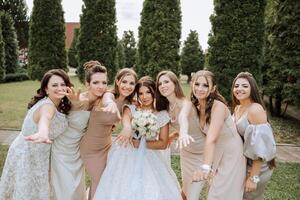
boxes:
[207,0,266,101]
[265,0,300,116]
[180,30,204,83]
[0,17,4,81]
[137,0,181,78]
[68,28,79,68]
[0,0,29,48]
[28,0,67,80]
[121,30,136,68]
[77,0,117,83]
[115,40,125,70]
[1,13,19,74]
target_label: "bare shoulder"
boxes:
[182,99,192,108]
[212,100,227,110]
[248,103,267,124]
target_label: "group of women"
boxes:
[0,60,276,200]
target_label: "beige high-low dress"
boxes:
[202,113,246,200]
[79,101,121,200]
[169,102,206,200]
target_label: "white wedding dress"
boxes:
[93,105,182,200]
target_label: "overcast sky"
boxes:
[25,0,214,50]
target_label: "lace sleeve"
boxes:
[156,110,170,128]
[244,123,276,162]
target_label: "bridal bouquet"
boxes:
[131,110,159,140]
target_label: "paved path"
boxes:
[0,129,299,163]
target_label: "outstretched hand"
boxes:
[24,132,52,144]
[176,134,194,149]
[114,129,132,147]
[60,87,81,102]
[192,170,209,182]
[101,102,121,119]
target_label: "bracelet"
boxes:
[200,164,211,174]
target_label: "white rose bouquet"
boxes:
[131,110,159,140]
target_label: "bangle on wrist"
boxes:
[200,164,211,174]
[249,175,260,184]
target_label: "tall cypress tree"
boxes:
[115,40,125,70]
[0,0,29,49]
[137,0,181,78]
[207,0,266,100]
[1,13,19,74]
[0,16,4,81]
[121,30,136,68]
[77,0,117,83]
[181,30,205,83]
[28,0,67,80]
[265,0,300,116]
[68,28,79,68]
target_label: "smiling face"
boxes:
[86,72,107,97]
[192,75,213,100]
[45,75,67,101]
[158,75,176,98]
[138,85,154,108]
[117,74,136,98]
[233,78,251,101]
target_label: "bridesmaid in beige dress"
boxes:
[156,71,206,200]
[80,67,137,200]
[232,72,276,200]
[191,70,246,200]
[50,61,119,200]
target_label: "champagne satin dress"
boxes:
[80,101,122,200]
[169,101,206,200]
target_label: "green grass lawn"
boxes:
[1,77,299,145]
[0,144,299,200]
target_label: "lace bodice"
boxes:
[21,97,68,139]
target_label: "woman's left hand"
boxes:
[245,177,257,193]
[101,102,121,119]
[132,139,140,148]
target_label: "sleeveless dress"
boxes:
[234,113,276,200]
[79,101,121,199]
[0,97,68,200]
[169,102,206,200]
[201,113,246,200]
[51,101,91,200]
[93,105,182,200]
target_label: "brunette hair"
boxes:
[155,70,185,111]
[112,68,138,103]
[83,60,107,83]
[135,76,156,107]
[231,72,265,111]
[231,72,275,169]
[28,69,73,114]
[190,70,226,124]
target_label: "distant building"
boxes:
[65,22,80,49]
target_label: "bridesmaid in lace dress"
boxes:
[80,67,137,200]
[191,70,246,200]
[232,72,276,200]
[50,61,118,200]
[156,70,205,200]
[0,69,71,200]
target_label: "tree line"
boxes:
[0,0,299,117]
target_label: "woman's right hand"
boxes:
[176,134,194,149]
[64,87,81,103]
[24,132,52,144]
[115,129,132,147]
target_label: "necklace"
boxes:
[169,102,177,123]
[169,101,177,112]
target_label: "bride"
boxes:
[93,76,182,200]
